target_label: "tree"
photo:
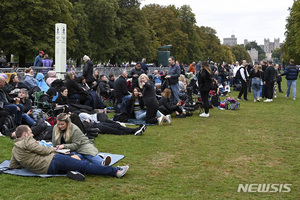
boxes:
[111,0,158,64]
[142,4,189,63]
[179,5,201,63]
[230,45,251,63]
[220,45,234,64]
[272,48,282,62]
[281,0,300,63]
[0,0,77,67]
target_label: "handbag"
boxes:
[161,79,170,91]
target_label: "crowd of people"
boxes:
[1,51,299,181]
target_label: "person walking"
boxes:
[280,59,299,100]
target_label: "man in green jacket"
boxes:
[9,125,129,181]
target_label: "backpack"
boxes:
[211,95,220,107]
[2,115,16,136]
[235,67,243,80]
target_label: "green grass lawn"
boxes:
[0,82,299,200]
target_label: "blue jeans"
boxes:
[286,80,297,98]
[252,78,261,100]
[135,110,147,120]
[22,113,35,126]
[72,153,103,166]
[170,83,180,104]
[4,104,23,125]
[47,154,117,176]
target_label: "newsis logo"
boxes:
[237,184,292,193]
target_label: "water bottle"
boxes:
[33,110,38,121]
[104,108,107,114]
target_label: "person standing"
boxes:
[237,60,249,101]
[82,55,95,87]
[141,58,149,74]
[198,61,212,117]
[280,59,299,100]
[34,51,44,67]
[165,56,180,104]
[42,54,53,68]
[263,61,276,102]
[127,62,144,91]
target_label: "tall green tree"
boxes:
[142,4,189,62]
[179,5,201,63]
[0,0,77,67]
[282,1,300,63]
[230,45,251,63]
[111,0,158,64]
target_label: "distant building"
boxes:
[223,35,237,47]
[262,38,280,53]
[247,48,258,63]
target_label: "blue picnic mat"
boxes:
[0,153,124,177]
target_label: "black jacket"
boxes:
[83,60,94,84]
[125,97,144,119]
[65,79,82,97]
[108,79,114,89]
[158,97,179,115]
[114,76,130,100]
[264,66,276,82]
[127,68,144,86]
[99,80,110,96]
[20,98,33,113]
[197,68,212,92]
[142,81,158,105]
[0,88,14,105]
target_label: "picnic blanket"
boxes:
[0,153,124,177]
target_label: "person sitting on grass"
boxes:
[9,125,129,181]
[158,88,189,123]
[125,87,146,120]
[52,113,112,166]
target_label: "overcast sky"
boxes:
[140,0,294,45]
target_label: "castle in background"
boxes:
[223,35,283,62]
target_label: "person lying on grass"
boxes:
[9,125,129,181]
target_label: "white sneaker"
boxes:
[263,99,272,102]
[199,113,210,117]
[254,99,256,102]
[274,95,277,98]
[157,115,166,126]
[165,115,171,124]
[293,97,296,100]
[257,98,260,102]
[285,95,289,99]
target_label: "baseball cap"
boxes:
[39,51,45,54]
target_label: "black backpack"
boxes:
[2,115,16,136]
[211,95,220,107]
[235,67,243,80]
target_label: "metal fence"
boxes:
[0,66,188,82]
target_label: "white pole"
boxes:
[55,23,67,79]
